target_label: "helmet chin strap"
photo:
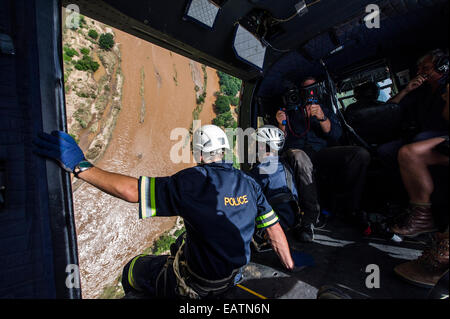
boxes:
[194,149,225,164]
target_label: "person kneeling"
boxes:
[248,125,315,243]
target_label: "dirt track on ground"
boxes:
[72,27,220,298]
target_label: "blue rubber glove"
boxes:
[33,130,85,173]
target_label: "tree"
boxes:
[214,95,230,114]
[63,45,79,58]
[80,47,90,56]
[88,29,99,40]
[213,111,236,129]
[74,55,99,72]
[229,96,240,106]
[99,33,115,50]
[217,71,242,97]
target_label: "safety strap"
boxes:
[172,242,241,299]
[172,243,201,299]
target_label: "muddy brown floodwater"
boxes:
[73,27,220,298]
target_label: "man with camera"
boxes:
[276,77,371,235]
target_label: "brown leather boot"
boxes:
[390,204,437,237]
[394,234,449,288]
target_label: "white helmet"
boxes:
[254,125,285,151]
[193,125,230,161]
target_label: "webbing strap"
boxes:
[172,242,240,298]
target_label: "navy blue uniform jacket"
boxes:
[138,162,278,280]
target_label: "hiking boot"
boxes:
[390,205,437,238]
[394,233,449,288]
[294,224,314,243]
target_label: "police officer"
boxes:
[33,125,294,299]
[249,125,311,242]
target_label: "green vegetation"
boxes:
[73,54,100,72]
[99,33,115,50]
[88,29,99,40]
[63,54,72,63]
[212,70,241,130]
[80,47,90,55]
[69,133,79,144]
[214,94,231,114]
[98,274,124,299]
[95,95,108,114]
[213,111,236,129]
[229,96,240,106]
[143,226,186,256]
[217,71,242,97]
[196,91,207,105]
[211,71,242,167]
[152,233,176,255]
[73,104,92,128]
[63,45,79,59]
[79,15,87,28]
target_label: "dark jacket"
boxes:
[284,104,343,153]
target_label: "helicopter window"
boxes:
[60,9,243,298]
[338,74,397,111]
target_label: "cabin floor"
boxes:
[225,218,433,299]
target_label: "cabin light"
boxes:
[185,0,220,29]
[232,24,267,70]
[295,1,309,16]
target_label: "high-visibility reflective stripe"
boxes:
[140,177,148,219]
[257,216,279,229]
[139,177,156,219]
[256,210,275,222]
[128,254,146,290]
[256,210,279,229]
[150,177,157,217]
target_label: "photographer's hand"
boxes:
[310,104,325,120]
[276,110,287,133]
[310,104,331,133]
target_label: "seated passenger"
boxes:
[392,84,449,289]
[276,77,371,231]
[344,81,383,119]
[377,49,449,170]
[248,125,312,242]
[391,83,449,237]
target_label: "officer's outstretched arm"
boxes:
[266,223,295,270]
[78,167,139,203]
[33,130,139,203]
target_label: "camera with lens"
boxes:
[300,82,325,106]
[282,82,325,111]
[282,87,301,111]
